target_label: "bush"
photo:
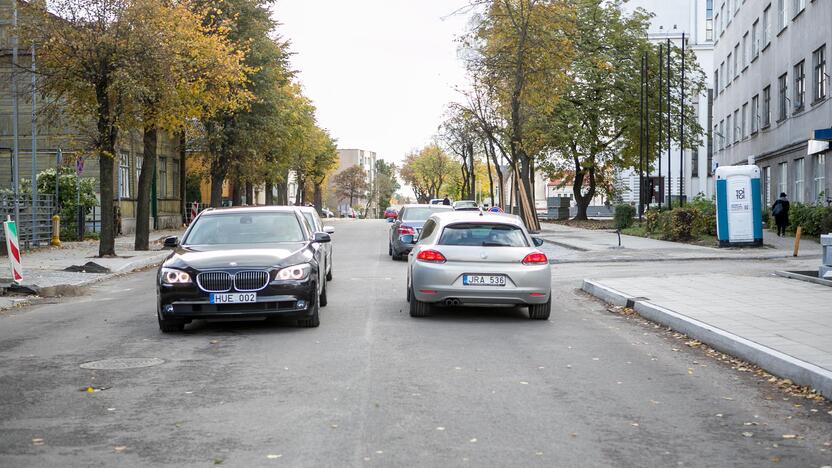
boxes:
[789,203,832,238]
[21,167,98,241]
[662,207,700,241]
[643,209,662,234]
[614,204,636,230]
[688,194,717,236]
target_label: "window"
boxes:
[793,158,804,202]
[793,61,805,112]
[118,153,130,198]
[778,73,788,121]
[727,0,733,21]
[135,156,143,191]
[733,44,740,78]
[733,109,740,142]
[792,0,805,16]
[719,119,725,149]
[763,166,771,206]
[752,20,759,57]
[185,212,305,245]
[158,157,168,198]
[713,124,719,152]
[715,13,721,37]
[727,53,733,82]
[720,3,726,32]
[726,114,732,145]
[813,45,827,102]
[777,0,787,31]
[741,103,748,138]
[714,70,720,92]
[762,85,772,126]
[751,94,760,133]
[172,158,180,198]
[763,5,772,45]
[439,223,529,247]
[720,62,726,90]
[742,33,749,68]
[778,162,788,198]
[815,154,827,201]
[706,0,714,41]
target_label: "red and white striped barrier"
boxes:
[4,217,23,283]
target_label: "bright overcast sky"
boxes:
[273,0,472,166]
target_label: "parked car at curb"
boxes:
[298,205,335,281]
[156,206,331,332]
[406,211,551,319]
[389,204,453,260]
[452,200,479,211]
[384,206,399,221]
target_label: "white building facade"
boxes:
[619,0,716,204]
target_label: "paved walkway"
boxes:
[538,222,823,263]
[0,229,182,310]
[583,273,832,399]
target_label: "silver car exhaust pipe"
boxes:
[444,298,461,306]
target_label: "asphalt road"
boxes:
[0,219,830,467]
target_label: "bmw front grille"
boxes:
[196,272,233,292]
[233,270,270,292]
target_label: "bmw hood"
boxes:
[164,243,309,270]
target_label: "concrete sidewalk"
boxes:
[582,273,832,399]
[0,229,182,310]
[538,222,823,263]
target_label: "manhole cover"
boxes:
[80,357,165,370]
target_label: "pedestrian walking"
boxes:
[442,195,451,206]
[771,192,790,237]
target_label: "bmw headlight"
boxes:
[161,267,192,284]
[275,263,311,281]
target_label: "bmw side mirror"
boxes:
[323,225,335,234]
[532,237,545,247]
[163,236,179,248]
[313,232,331,243]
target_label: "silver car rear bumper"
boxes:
[410,261,551,305]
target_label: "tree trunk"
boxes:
[313,183,322,211]
[231,181,242,206]
[178,131,186,224]
[571,157,596,221]
[95,77,117,257]
[265,182,274,205]
[484,141,495,206]
[467,141,475,201]
[294,176,303,205]
[210,166,225,208]
[134,125,157,251]
[245,181,253,205]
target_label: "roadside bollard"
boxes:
[51,215,61,247]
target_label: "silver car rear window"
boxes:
[401,206,451,221]
[438,223,528,247]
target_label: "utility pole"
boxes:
[31,44,38,246]
[638,53,645,221]
[658,43,663,211]
[11,0,20,230]
[680,32,686,207]
[666,38,672,210]
[645,51,651,210]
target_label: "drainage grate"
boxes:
[80,357,165,370]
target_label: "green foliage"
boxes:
[21,167,98,241]
[614,204,635,229]
[186,172,203,204]
[643,209,663,234]
[789,203,832,238]
[688,194,717,236]
[663,208,700,241]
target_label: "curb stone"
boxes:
[581,279,832,400]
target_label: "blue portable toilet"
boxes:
[715,165,763,247]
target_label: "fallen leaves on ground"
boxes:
[266,454,282,459]
[114,446,127,453]
[781,434,797,439]
[742,432,754,437]
[32,438,44,446]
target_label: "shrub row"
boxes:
[787,203,832,238]
[642,195,717,242]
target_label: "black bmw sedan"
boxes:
[156,206,331,332]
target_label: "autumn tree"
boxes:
[374,160,400,217]
[129,0,249,250]
[540,0,705,219]
[332,166,368,210]
[400,144,455,203]
[462,0,576,230]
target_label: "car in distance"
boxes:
[321,208,335,218]
[452,200,479,211]
[389,204,453,260]
[384,206,399,221]
[407,211,551,320]
[156,206,331,332]
[297,205,335,281]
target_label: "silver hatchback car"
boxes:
[406,211,552,320]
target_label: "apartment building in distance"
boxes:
[326,148,377,217]
[620,0,716,203]
[712,0,830,206]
